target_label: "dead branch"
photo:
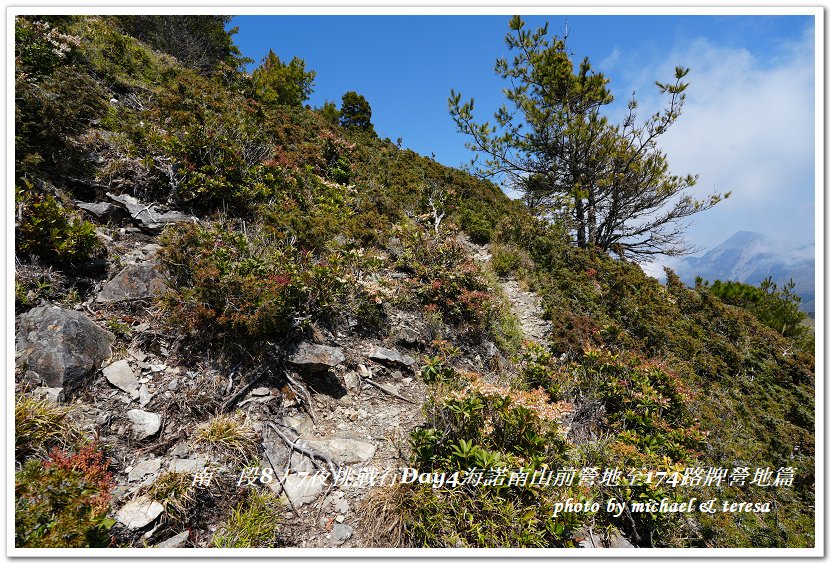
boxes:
[266,422,338,477]
[360,376,415,404]
[285,372,316,423]
[262,445,300,518]
[220,365,268,413]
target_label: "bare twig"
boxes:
[360,376,415,404]
[266,422,338,477]
[285,372,316,423]
[262,445,300,518]
[220,366,267,413]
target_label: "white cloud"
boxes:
[598,47,622,72]
[621,25,815,275]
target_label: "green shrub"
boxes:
[398,374,580,547]
[16,445,114,547]
[574,349,702,464]
[490,244,532,277]
[517,342,560,396]
[458,207,494,244]
[703,277,809,339]
[167,110,281,212]
[212,489,284,548]
[16,185,102,265]
[159,221,376,343]
[15,17,81,76]
[395,224,497,337]
[563,349,704,546]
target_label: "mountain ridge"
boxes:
[672,230,815,313]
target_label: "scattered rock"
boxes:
[250,387,271,397]
[142,243,163,257]
[323,492,351,515]
[484,341,499,358]
[368,346,416,370]
[153,530,190,548]
[77,201,128,223]
[107,192,197,234]
[301,438,375,464]
[271,474,325,507]
[394,326,423,348]
[343,371,361,394]
[22,370,42,386]
[284,413,314,437]
[32,386,63,403]
[116,497,164,530]
[96,262,165,303]
[288,342,345,371]
[128,458,162,482]
[16,305,114,390]
[131,350,148,363]
[262,440,290,473]
[168,442,192,459]
[168,457,206,473]
[127,409,162,440]
[331,523,353,546]
[104,359,139,395]
[139,384,153,407]
[579,528,635,548]
[336,498,350,514]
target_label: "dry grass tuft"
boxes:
[145,471,196,522]
[358,483,416,548]
[194,413,258,464]
[15,395,82,460]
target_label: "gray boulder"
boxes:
[394,326,423,349]
[269,474,325,507]
[153,530,190,548]
[128,458,162,483]
[288,342,345,371]
[301,437,376,464]
[103,359,139,395]
[16,305,114,389]
[368,346,416,370]
[107,192,197,234]
[77,201,128,223]
[96,262,166,303]
[331,523,353,546]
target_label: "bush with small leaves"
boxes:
[15,185,102,266]
[15,445,115,548]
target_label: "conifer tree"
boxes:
[251,50,315,107]
[449,16,729,260]
[340,91,374,133]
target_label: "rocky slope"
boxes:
[14,15,815,550]
[15,213,552,547]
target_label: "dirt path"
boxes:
[499,278,550,344]
[459,234,550,344]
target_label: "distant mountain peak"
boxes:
[673,230,815,314]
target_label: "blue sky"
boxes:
[230,14,816,272]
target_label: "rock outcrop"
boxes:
[96,262,166,303]
[15,305,114,390]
